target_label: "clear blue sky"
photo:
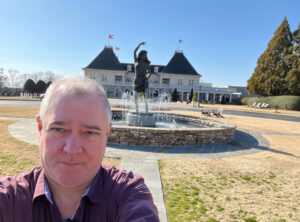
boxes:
[0,0,299,86]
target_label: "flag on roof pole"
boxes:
[115,47,120,51]
[109,34,115,39]
[178,39,183,50]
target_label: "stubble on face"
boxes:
[37,94,110,189]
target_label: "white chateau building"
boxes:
[84,46,241,103]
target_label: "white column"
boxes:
[205,93,209,101]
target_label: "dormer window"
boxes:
[127,65,132,72]
[154,66,159,73]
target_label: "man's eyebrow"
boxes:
[49,121,67,126]
[82,125,102,131]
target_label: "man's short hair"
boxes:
[39,76,111,125]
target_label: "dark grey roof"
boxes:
[162,51,200,76]
[120,63,165,74]
[85,46,124,71]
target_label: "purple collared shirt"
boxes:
[0,165,159,222]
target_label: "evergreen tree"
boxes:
[247,17,293,96]
[188,88,193,102]
[23,79,36,93]
[171,88,179,102]
[286,24,300,95]
[35,80,47,94]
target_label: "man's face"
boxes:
[37,94,111,189]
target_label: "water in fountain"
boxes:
[111,91,203,128]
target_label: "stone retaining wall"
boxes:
[108,112,236,146]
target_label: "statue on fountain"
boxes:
[126,42,156,127]
[133,42,152,114]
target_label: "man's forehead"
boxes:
[50,93,104,107]
[44,94,106,119]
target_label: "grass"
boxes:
[159,161,295,221]
[159,108,300,221]
[0,120,41,177]
[0,106,40,118]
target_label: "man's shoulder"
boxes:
[0,166,43,197]
[99,164,152,200]
[98,165,159,221]
[101,164,144,186]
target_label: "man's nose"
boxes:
[63,133,83,154]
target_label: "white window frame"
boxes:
[178,79,182,86]
[162,78,170,85]
[125,77,132,83]
[115,75,123,83]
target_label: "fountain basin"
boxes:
[126,111,157,127]
[109,111,236,147]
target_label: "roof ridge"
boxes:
[162,51,199,76]
[85,46,124,71]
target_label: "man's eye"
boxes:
[85,131,99,136]
[51,127,65,132]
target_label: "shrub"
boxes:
[247,96,300,111]
[192,92,197,102]
[221,95,226,104]
[241,97,251,105]
[172,88,179,102]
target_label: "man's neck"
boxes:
[47,180,91,220]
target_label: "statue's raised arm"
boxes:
[134,42,146,62]
[132,41,151,114]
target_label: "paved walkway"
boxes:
[2,117,299,221]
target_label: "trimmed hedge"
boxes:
[246,96,300,111]
[241,97,251,105]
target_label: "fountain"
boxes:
[109,93,236,147]
[108,42,236,147]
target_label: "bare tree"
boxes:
[8,70,58,89]
[7,69,19,87]
[29,72,39,83]
[0,68,8,88]
[42,71,56,82]
[15,73,30,88]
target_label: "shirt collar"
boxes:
[32,166,104,204]
[32,167,46,202]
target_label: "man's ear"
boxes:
[36,115,43,134]
[105,123,112,137]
